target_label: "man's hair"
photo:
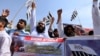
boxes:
[53,29,58,32]
[36,26,45,33]
[88,30,94,35]
[18,19,27,26]
[0,16,8,27]
[64,25,74,31]
[64,25,75,37]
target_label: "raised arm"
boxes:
[30,2,36,33]
[1,9,10,18]
[92,0,100,35]
[57,9,64,37]
[92,0,99,17]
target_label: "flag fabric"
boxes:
[26,0,35,19]
[46,12,53,25]
[71,10,78,21]
[69,44,97,56]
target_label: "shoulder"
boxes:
[6,29,16,34]
[0,30,10,38]
[22,30,30,35]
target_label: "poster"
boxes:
[66,36,100,56]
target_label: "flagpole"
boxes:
[77,15,82,27]
[12,3,25,21]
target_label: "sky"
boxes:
[0,0,96,28]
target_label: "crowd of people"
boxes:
[0,0,97,56]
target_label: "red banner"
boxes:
[24,36,64,43]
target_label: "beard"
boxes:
[36,26,45,33]
[17,24,23,30]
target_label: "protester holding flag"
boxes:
[0,16,12,56]
[48,15,59,38]
[28,1,49,38]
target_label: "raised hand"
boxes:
[1,9,10,17]
[57,9,62,24]
[31,2,36,9]
[57,9,62,16]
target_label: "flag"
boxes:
[26,0,35,19]
[46,16,50,25]
[69,44,97,56]
[46,12,53,25]
[71,10,78,21]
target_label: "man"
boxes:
[0,16,12,56]
[7,19,29,36]
[56,9,73,56]
[7,19,29,56]
[57,9,75,38]
[30,2,49,38]
[64,25,75,37]
[1,9,13,29]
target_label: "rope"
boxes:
[12,3,26,22]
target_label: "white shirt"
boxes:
[92,0,100,35]
[57,13,72,56]
[30,8,49,38]
[0,30,12,56]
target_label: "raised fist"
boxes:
[57,9,62,15]
[31,2,36,9]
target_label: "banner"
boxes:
[12,36,100,56]
[13,36,65,56]
[66,36,100,56]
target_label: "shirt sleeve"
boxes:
[0,37,5,48]
[92,0,100,35]
[57,18,64,37]
[0,37,5,54]
[30,8,36,33]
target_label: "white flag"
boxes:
[26,0,35,19]
[71,10,78,21]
